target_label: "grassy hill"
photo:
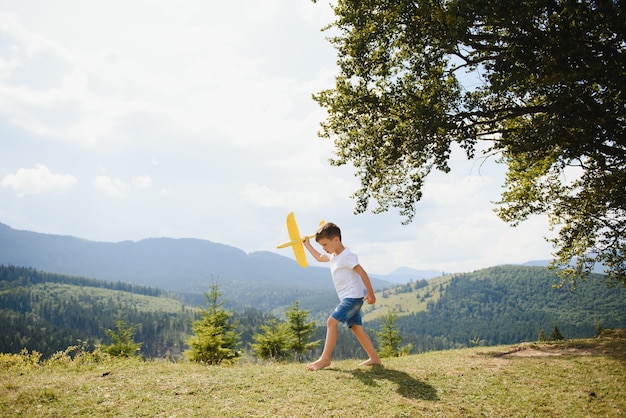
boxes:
[0,266,198,359]
[362,265,626,350]
[363,274,452,320]
[3,264,626,360]
[1,330,624,417]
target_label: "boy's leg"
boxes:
[307,316,339,371]
[351,325,382,366]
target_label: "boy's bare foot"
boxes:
[307,358,331,371]
[358,358,382,367]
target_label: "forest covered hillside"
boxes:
[0,266,197,358]
[364,265,626,351]
[2,264,625,360]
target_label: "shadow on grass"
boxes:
[345,366,438,401]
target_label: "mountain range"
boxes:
[1,222,446,310]
[0,222,446,285]
[2,222,625,360]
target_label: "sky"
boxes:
[0,0,556,275]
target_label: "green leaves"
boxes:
[315,0,625,285]
[101,318,142,358]
[185,282,241,365]
[250,299,320,362]
[374,308,404,358]
[250,317,291,362]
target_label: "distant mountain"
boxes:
[521,259,551,267]
[521,258,607,274]
[0,223,393,309]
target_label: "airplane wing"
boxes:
[286,211,308,268]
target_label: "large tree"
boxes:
[312,0,625,286]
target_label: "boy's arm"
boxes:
[354,264,376,304]
[303,237,330,262]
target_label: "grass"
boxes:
[31,283,188,314]
[362,275,451,321]
[1,331,625,417]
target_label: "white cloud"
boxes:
[132,175,152,189]
[423,172,495,208]
[1,164,77,195]
[241,182,326,209]
[92,176,128,198]
[0,2,557,275]
[0,4,335,156]
[93,174,153,197]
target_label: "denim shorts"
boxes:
[331,297,363,328]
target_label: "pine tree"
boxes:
[469,331,486,347]
[185,281,240,365]
[595,323,604,338]
[538,329,546,342]
[375,308,403,358]
[550,323,564,341]
[284,299,320,362]
[250,316,291,362]
[101,317,142,358]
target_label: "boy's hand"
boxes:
[364,293,376,304]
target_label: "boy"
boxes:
[303,222,381,370]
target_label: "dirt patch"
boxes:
[495,344,593,358]
[492,329,626,359]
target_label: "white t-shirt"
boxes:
[329,248,365,299]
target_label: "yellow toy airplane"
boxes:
[276,212,323,268]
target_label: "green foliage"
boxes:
[185,282,241,365]
[595,323,604,338]
[101,318,143,358]
[2,334,625,417]
[313,0,626,286]
[44,342,118,369]
[0,349,42,371]
[250,299,320,362]
[4,264,625,362]
[469,331,486,348]
[375,308,404,358]
[0,264,163,295]
[368,265,626,351]
[250,316,291,362]
[284,299,320,362]
[0,265,196,359]
[538,329,546,342]
[550,324,564,341]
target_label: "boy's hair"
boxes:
[315,222,342,242]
